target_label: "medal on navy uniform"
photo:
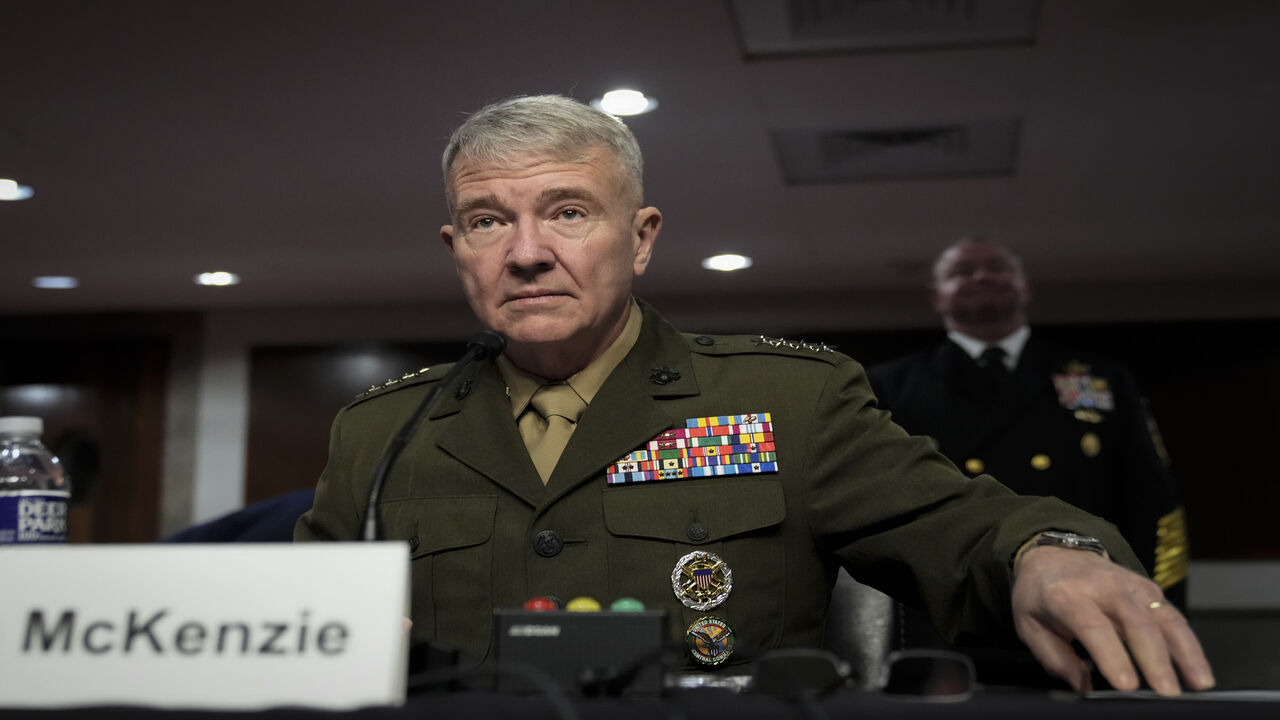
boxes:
[1074,408,1104,423]
[685,616,735,665]
[672,550,733,610]
[1053,362,1115,412]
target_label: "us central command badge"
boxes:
[673,550,733,610]
[686,616,735,666]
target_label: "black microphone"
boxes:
[361,330,505,541]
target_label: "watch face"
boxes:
[1038,531,1106,554]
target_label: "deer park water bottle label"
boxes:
[0,489,70,543]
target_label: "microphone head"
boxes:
[467,330,506,359]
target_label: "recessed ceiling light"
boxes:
[32,276,79,289]
[590,89,658,117]
[194,271,240,287]
[0,178,35,201]
[701,254,754,272]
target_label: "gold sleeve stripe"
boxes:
[1153,506,1189,589]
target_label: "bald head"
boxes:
[930,236,1031,342]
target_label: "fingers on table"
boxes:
[1071,593,1210,696]
[1017,619,1094,693]
[1150,602,1217,691]
[1061,601,1145,693]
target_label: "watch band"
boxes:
[1014,530,1110,569]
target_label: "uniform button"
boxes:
[407,535,420,552]
[649,367,681,385]
[695,335,715,346]
[686,522,709,542]
[533,530,563,557]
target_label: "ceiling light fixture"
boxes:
[591,89,658,117]
[701,254,754,272]
[194,271,241,287]
[32,276,79,289]
[0,178,35,201]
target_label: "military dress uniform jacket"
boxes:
[295,303,1142,668]
[867,336,1186,602]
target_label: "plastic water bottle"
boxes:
[0,416,71,544]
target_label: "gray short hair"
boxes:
[441,94,645,212]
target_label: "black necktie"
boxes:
[976,347,1011,396]
[977,346,1008,372]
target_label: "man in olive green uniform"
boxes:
[296,95,1213,696]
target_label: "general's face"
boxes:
[440,148,661,364]
[930,240,1030,326]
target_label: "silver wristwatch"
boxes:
[1028,530,1109,558]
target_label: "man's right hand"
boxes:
[1011,545,1215,696]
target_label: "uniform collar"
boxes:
[948,326,1031,370]
[496,298,644,419]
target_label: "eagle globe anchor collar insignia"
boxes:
[672,550,732,610]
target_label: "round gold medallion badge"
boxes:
[685,616,735,666]
[672,550,733,610]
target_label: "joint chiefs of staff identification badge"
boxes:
[673,550,732,611]
[686,616,735,666]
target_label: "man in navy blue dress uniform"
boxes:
[870,236,1188,685]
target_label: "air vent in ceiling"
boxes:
[772,118,1020,183]
[730,0,1039,57]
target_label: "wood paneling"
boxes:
[245,342,460,504]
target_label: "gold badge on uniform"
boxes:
[673,550,733,610]
[1031,454,1051,470]
[1074,409,1103,424]
[685,616,735,665]
[964,458,985,474]
[1081,432,1101,457]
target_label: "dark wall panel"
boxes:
[245,342,460,504]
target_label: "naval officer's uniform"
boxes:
[868,329,1185,684]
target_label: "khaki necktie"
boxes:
[520,383,587,484]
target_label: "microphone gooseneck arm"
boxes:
[361,330,505,541]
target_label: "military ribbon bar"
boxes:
[606,412,778,485]
[1052,373,1115,411]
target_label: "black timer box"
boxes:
[494,609,666,697]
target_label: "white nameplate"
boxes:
[0,543,409,710]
